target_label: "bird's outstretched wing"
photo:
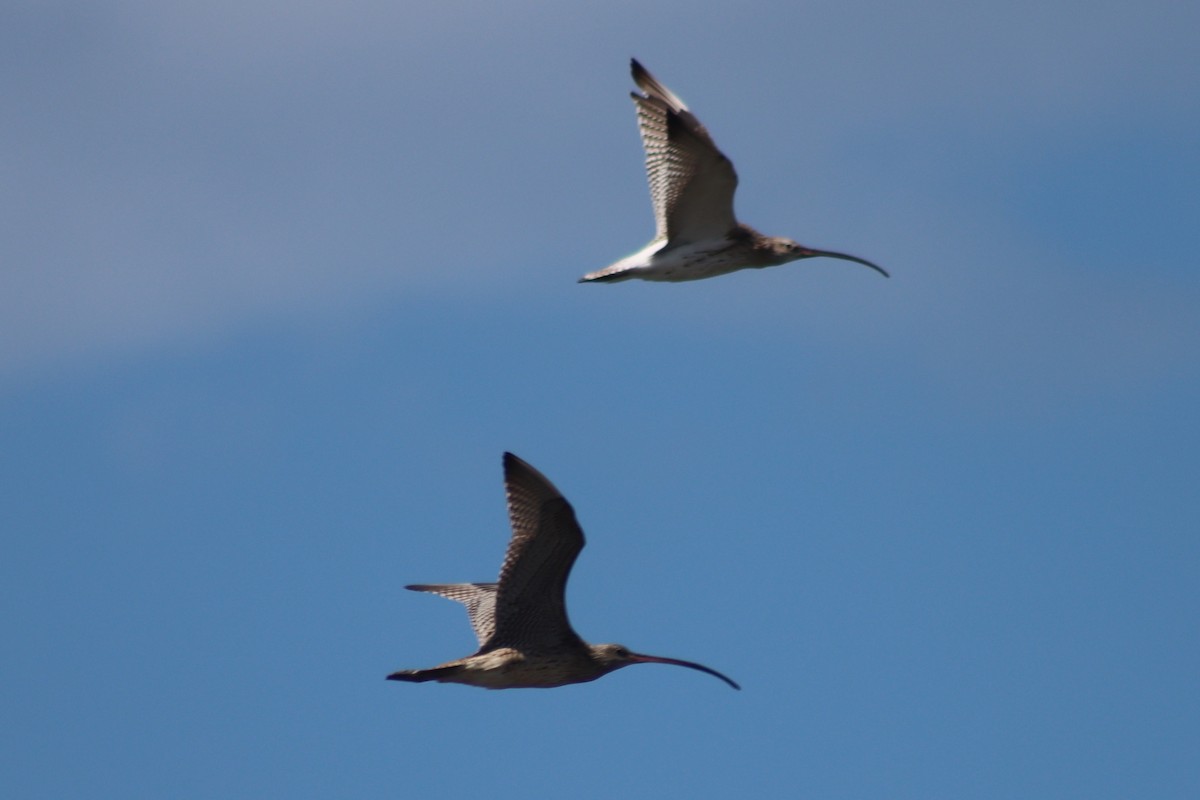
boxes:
[488,453,586,651]
[631,59,739,245]
[406,583,498,647]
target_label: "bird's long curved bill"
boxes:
[630,652,741,690]
[803,248,889,278]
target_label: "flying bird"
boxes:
[580,59,887,284]
[387,453,739,690]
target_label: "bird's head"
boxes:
[589,643,740,689]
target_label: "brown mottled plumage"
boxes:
[580,59,887,284]
[387,453,739,690]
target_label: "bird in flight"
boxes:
[580,59,887,284]
[387,453,740,690]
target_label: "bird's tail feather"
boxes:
[386,665,464,683]
[579,268,632,283]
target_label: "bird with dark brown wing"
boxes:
[387,453,739,690]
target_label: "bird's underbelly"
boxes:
[643,240,748,281]
[450,648,604,690]
[586,237,750,283]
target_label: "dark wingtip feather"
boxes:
[503,452,532,481]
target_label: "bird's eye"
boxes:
[615,646,630,657]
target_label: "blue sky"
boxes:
[3,1,1198,797]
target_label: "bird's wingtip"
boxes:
[504,452,544,483]
[630,59,655,90]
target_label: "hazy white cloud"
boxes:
[2,0,1196,386]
